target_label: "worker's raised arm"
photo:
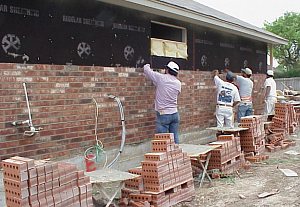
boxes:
[212,69,223,87]
[143,64,162,85]
[224,68,237,78]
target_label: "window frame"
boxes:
[151,21,187,43]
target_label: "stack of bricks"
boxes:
[2,156,93,207]
[245,154,269,163]
[239,115,266,154]
[271,103,298,135]
[207,134,245,175]
[264,103,298,152]
[119,133,194,207]
[265,133,296,152]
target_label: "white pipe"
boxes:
[23,82,33,127]
[106,95,126,168]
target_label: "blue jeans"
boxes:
[156,112,180,144]
[237,103,253,122]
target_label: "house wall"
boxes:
[0,63,266,162]
[0,0,267,73]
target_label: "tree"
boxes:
[264,12,300,70]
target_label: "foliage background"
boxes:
[264,12,300,78]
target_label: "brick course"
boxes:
[0,63,265,161]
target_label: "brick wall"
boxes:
[0,63,266,161]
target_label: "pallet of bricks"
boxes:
[207,134,245,176]
[1,156,93,207]
[119,133,194,207]
[266,103,297,152]
[239,115,268,162]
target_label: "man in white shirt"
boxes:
[225,68,253,122]
[213,70,241,128]
[264,70,277,119]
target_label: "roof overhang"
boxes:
[98,0,288,45]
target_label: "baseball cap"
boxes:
[166,61,179,74]
[241,68,252,75]
[226,71,234,81]
[266,70,274,76]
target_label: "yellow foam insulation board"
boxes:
[164,41,177,58]
[151,38,188,59]
[176,42,188,59]
[151,38,164,56]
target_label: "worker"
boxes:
[225,68,253,122]
[212,70,241,128]
[264,70,277,120]
[143,61,181,144]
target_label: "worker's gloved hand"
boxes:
[143,64,151,70]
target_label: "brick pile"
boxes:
[2,156,93,207]
[265,133,297,152]
[239,115,266,154]
[207,134,245,175]
[119,133,194,207]
[264,103,298,152]
[271,103,298,135]
[245,154,269,163]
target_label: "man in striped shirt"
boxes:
[143,61,181,144]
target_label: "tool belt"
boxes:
[241,96,252,102]
[217,103,233,107]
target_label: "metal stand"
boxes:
[97,182,125,207]
[198,153,212,187]
[85,168,140,206]
[179,144,220,188]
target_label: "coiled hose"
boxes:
[84,98,108,168]
[84,95,126,169]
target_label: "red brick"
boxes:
[52,170,59,180]
[29,185,38,195]
[77,170,85,179]
[6,196,30,207]
[86,183,92,192]
[11,156,35,169]
[37,175,46,185]
[29,194,38,205]
[128,166,143,175]
[2,158,27,172]
[52,187,61,204]
[52,162,59,171]
[144,152,167,161]
[5,186,29,199]
[44,163,53,174]
[154,133,174,142]
[28,168,37,179]
[84,176,90,184]
[129,193,152,202]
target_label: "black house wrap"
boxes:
[0,0,267,72]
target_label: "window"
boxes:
[150,21,188,59]
[151,22,186,43]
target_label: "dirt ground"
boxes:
[1,134,300,207]
[175,134,300,207]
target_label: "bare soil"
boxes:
[175,134,300,207]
